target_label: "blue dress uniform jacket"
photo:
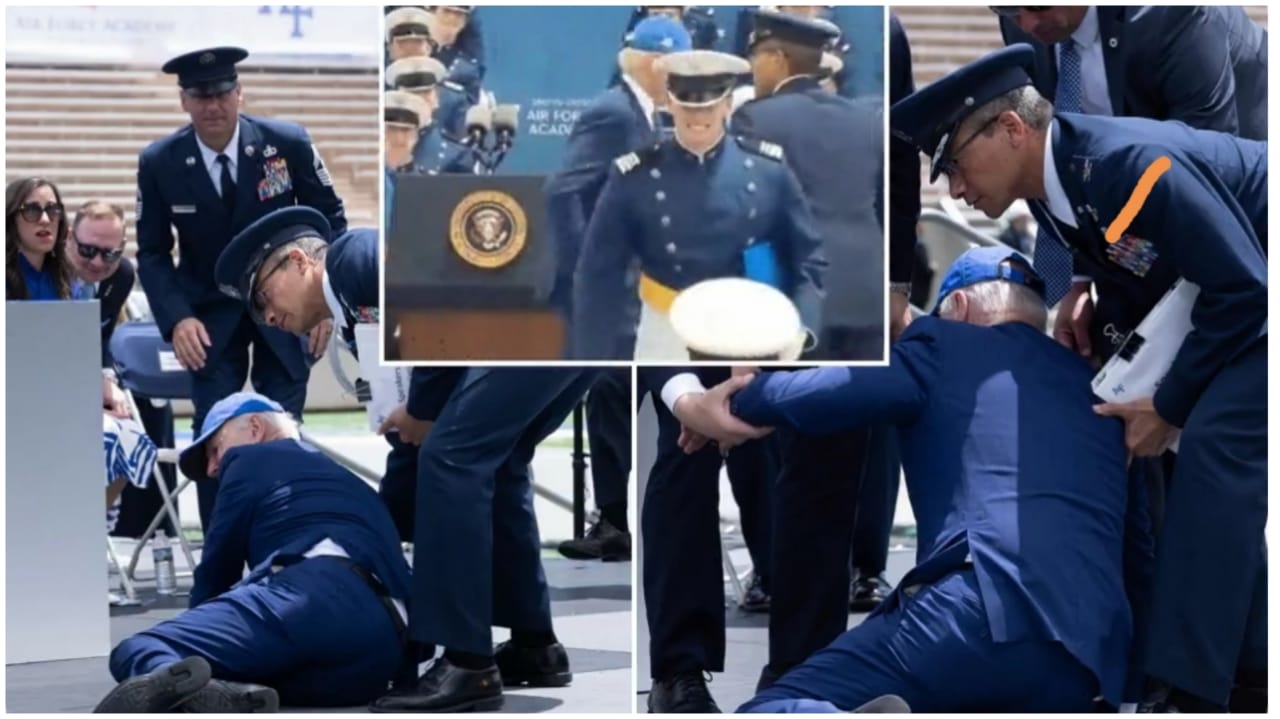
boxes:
[732,317,1140,709]
[1001,5,1268,141]
[545,82,656,324]
[1033,112,1267,707]
[135,114,346,376]
[1037,113,1266,428]
[323,229,379,355]
[571,136,827,359]
[109,439,409,707]
[411,122,475,175]
[888,14,921,287]
[732,76,884,341]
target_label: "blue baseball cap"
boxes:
[161,46,248,98]
[626,15,692,54]
[179,392,286,482]
[215,206,331,318]
[932,246,1046,315]
[891,44,1038,182]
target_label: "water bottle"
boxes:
[153,531,176,595]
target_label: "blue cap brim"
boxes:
[177,397,284,481]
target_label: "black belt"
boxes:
[307,555,408,646]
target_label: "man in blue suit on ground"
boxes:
[372,367,599,713]
[97,393,411,712]
[892,44,1267,713]
[135,46,346,529]
[687,248,1146,712]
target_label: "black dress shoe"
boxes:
[648,671,720,713]
[850,573,891,613]
[739,572,770,613]
[94,656,212,713]
[369,657,503,713]
[557,518,632,561]
[1138,683,1224,713]
[178,679,279,713]
[495,640,572,687]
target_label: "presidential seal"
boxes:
[449,191,526,269]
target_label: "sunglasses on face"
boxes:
[16,202,63,222]
[73,240,125,263]
[990,6,1049,18]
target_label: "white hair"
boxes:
[229,411,300,440]
[619,47,657,84]
[938,279,1047,331]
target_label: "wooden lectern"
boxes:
[386,174,565,360]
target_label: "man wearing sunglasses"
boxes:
[892,44,1267,713]
[135,46,347,530]
[571,49,826,360]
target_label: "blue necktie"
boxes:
[1034,40,1083,307]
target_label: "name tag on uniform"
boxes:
[258,158,293,201]
[172,205,197,214]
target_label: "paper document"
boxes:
[1091,279,1200,453]
[354,324,412,433]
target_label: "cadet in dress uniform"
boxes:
[386,56,473,174]
[728,247,1145,712]
[427,6,485,104]
[572,49,826,361]
[372,367,599,713]
[386,7,436,62]
[639,301,801,712]
[98,393,410,712]
[892,44,1267,713]
[135,47,345,529]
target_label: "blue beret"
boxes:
[179,392,286,482]
[161,46,248,97]
[627,15,693,53]
[215,206,331,306]
[932,245,1046,315]
[748,9,839,50]
[891,44,1038,182]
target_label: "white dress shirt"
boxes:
[622,73,657,131]
[195,121,242,197]
[1042,121,1077,230]
[659,373,707,413]
[304,538,408,625]
[1057,6,1113,116]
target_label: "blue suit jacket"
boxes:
[324,228,379,356]
[545,82,655,321]
[1001,5,1267,141]
[190,439,411,608]
[732,77,883,331]
[135,114,347,381]
[1032,113,1267,427]
[731,317,1140,705]
[888,13,921,286]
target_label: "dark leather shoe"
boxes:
[94,656,212,713]
[850,573,891,613]
[557,518,632,561]
[738,572,770,613]
[178,679,279,712]
[495,641,572,687]
[648,671,720,713]
[369,658,503,713]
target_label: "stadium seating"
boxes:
[5,64,379,257]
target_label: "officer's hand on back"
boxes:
[172,317,213,371]
[377,403,434,445]
[1053,281,1094,359]
[307,319,334,359]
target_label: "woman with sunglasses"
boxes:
[5,177,81,301]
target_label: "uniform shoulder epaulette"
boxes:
[736,135,784,162]
[614,152,642,174]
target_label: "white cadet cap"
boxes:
[661,50,751,107]
[386,55,449,91]
[669,278,806,360]
[386,7,434,44]
[384,90,430,129]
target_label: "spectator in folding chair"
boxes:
[103,413,158,535]
[97,392,411,712]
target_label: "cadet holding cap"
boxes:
[134,45,346,530]
[571,49,826,360]
[97,392,413,712]
[665,247,1142,712]
[892,44,1267,713]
